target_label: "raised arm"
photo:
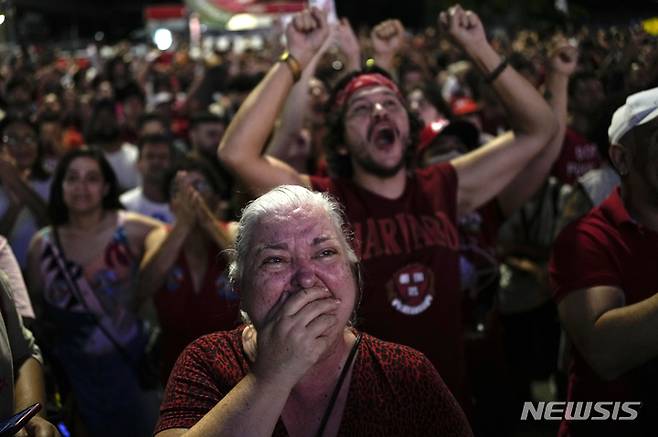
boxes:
[335,18,362,73]
[135,179,196,308]
[558,285,658,380]
[496,38,578,217]
[440,5,557,217]
[371,19,405,77]
[195,198,236,251]
[266,17,362,174]
[265,23,334,172]
[218,8,330,196]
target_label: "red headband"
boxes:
[334,73,403,111]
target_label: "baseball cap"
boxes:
[451,97,481,117]
[608,87,658,145]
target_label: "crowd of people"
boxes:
[0,2,656,436]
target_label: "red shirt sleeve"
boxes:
[417,162,459,223]
[549,220,622,303]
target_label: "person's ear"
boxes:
[103,183,110,196]
[609,144,631,176]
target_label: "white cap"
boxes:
[608,87,658,145]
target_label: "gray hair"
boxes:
[228,185,358,290]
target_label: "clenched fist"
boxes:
[286,7,331,70]
[438,5,487,52]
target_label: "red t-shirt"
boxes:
[551,127,602,185]
[549,188,658,436]
[155,328,473,436]
[311,163,467,405]
[154,241,241,383]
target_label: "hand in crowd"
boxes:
[371,19,405,60]
[548,37,579,76]
[285,7,330,70]
[170,171,199,227]
[249,286,340,388]
[171,169,222,233]
[334,18,361,72]
[438,4,487,53]
[15,415,61,437]
[192,190,219,235]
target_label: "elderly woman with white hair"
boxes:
[154,185,472,437]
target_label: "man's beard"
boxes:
[352,136,409,178]
[354,152,406,178]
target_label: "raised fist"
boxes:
[334,18,361,71]
[371,19,405,58]
[438,4,487,50]
[285,7,330,69]
[548,37,579,76]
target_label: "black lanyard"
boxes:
[316,332,362,437]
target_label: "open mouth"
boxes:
[369,123,398,148]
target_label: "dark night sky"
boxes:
[10,0,658,44]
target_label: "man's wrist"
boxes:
[279,51,302,82]
[465,44,503,79]
[484,57,508,84]
[544,72,569,91]
[546,68,571,79]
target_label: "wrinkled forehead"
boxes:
[258,206,331,233]
[346,85,404,109]
[250,206,339,249]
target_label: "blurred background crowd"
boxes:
[0,0,656,436]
